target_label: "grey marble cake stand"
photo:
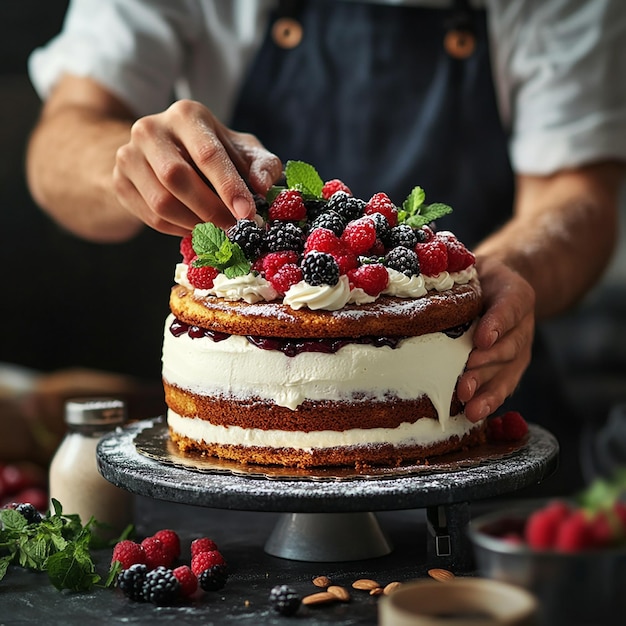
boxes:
[97,417,558,568]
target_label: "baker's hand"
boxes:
[456,256,535,422]
[113,99,283,235]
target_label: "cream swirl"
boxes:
[347,287,377,305]
[382,268,428,298]
[424,272,455,292]
[284,275,352,310]
[211,273,278,303]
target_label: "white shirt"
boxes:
[29,0,626,176]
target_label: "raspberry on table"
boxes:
[198,564,229,592]
[141,536,174,569]
[364,192,398,227]
[187,263,220,289]
[142,566,181,606]
[555,510,594,552]
[322,178,351,199]
[227,219,265,260]
[191,550,226,576]
[348,264,389,296]
[301,252,340,286]
[117,563,149,602]
[340,217,377,255]
[190,536,220,558]
[179,234,195,263]
[269,584,301,616]
[501,411,529,440]
[172,565,198,598]
[269,263,303,294]
[269,189,307,222]
[153,529,181,562]
[525,501,571,550]
[415,239,448,276]
[111,540,146,570]
[260,250,300,280]
[384,246,420,277]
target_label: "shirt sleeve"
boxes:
[28,0,201,117]
[486,0,626,175]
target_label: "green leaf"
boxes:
[402,186,426,214]
[420,202,453,223]
[192,222,227,256]
[46,546,100,592]
[0,554,13,581]
[285,160,324,198]
[104,560,122,588]
[0,510,27,532]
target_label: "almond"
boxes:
[352,578,380,590]
[369,587,384,596]
[302,591,338,606]
[383,581,402,595]
[327,585,351,602]
[312,575,332,588]
[428,568,455,582]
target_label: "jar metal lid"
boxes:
[64,398,127,427]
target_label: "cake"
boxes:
[162,161,485,468]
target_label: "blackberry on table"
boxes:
[15,503,42,525]
[384,246,421,276]
[269,584,301,616]
[264,221,305,254]
[142,566,181,606]
[301,252,340,286]
[326,191,365,223]
[118,563,149,602]
[388,224,418,249]
[227,219,264,260]
[311,210,346,236]
[199,564,229,591]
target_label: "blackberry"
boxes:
[15,503,42,525]
[269,584,301,617]
[264,221,305,254]
[301,252,340,286]
[117,563,149,602]
[326,191,365,223]
[384,246,421,276]
[227,219,264,261]
[368,211,392,245]
[304,198,328,222]
[310,210,346,236]
[199,564,229,591]
[142,566,181,606]
[388,224,418,249]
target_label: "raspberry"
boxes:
[415,239,448,276]
[179,234,195,263]
[340,217,377,255]
[260,250,300,279]
[322,179,351,199]
[301,252,340,286]
[141,536,174,569]
[613,501,626,530]
[190,550,226,576]
[111,540,146,570]
[190,537,220,558]
[389,224,418,249]
[368,239,386,256]
[304,227,345,257]
[326,191,365,222]
[588,511,614,548]
[227,219,265,260]
[525,501,571,550]
[269,584,301,616]
[348,264,389,296]
[269,189,307,221]
[264,221,305,253]
[334,251,359,275]
[364,192,398,227]
[501,411,529,441]
[199,564,229,592]
[417,225,435,242]
[487,416,504,441]
[310,210,346,236]
[384,246,420,277]
[142,566,181,606]
[269,263,303,294]
[437,231,475,272]
[172,565,198,598]
[555,509,594,552]
[187,262,219,289]
[117,563,148,602]
[153,529,181,562]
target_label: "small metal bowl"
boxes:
[468,506,626,625]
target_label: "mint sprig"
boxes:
[266,160,325,203]
[0,499,132,592]
[191,222,250,279]
[397,186,453,228]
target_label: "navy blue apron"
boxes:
[231,0,582,494]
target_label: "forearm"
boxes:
[26,82,144,243]
[475,162,624,319]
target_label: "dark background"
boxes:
[1,1,625,427]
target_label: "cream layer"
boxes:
[162,314,475,429]
[167,410,479,451]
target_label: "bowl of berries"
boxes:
[468,473,626,625]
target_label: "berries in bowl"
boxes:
[468,474,626,624]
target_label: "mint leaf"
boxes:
[285,160,324,198]
[0,509,27,532]
[0,554,13,581]
[399,186,452,228]
[46,539,100,592]
[190,222,251,277]
[419,202,453,223]
[192,222,226,256]
[402,186,426,214]
[223,245,250,278]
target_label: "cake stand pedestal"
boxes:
[97,418,558,570]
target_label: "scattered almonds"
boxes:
[327,585,351,602]
[369,587,384,596]
[428,568,456,582]
[352,578,381,590]
[312,575,332,588]
[302,591,338,606]
[383,582,402,595]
